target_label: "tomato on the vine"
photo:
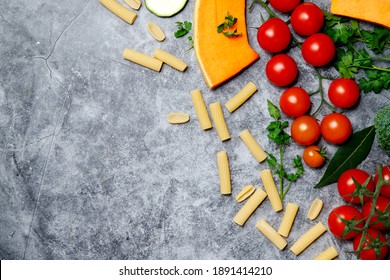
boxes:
[265,54,298,86]
[291,115,320,146]
[269,0,301,13]
[328,78,360,109]
[337,169,375,204]
[257,18,291,53]
[301,33,336,66]
[279,87,310,117]
[374,165,390,198]
[302,145,325,168]
[353,229,389,260]
[362,196,390,230]
[290,3,324,36]
[320,113,352,144]
[328,205,364,239]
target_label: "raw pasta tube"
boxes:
[307,198,324,220]
[124,0,141,10]
[278,203,299,238]
[153,49,188,72]
[191,90,212,130]
[256,219,287,250]
[235,185,255,202]
[217,151,231,195]
[209,102,231,142]
[99,0,137,25]
[233,188,267,226]
[225,82,258,113]
[239,129,267,163]
[260,169,283,212]
[290,222,327,256]
[314,246,339,260]
[123,48,163,72]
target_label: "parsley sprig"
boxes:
[174,21,194,51]
[323,12,390,93]
[217,14,242,38]
[266,100,304,200]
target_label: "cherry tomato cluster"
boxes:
[256,1,361,168]
[328,166,390,260]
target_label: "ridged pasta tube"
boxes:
[225,82,258,113]
[233,188,267,226]
[122,48,163,72]
[153,49,188,72]
[256,219,287,250]
[210,102,231,142]
[290,222,327,256]
[99,0,137,25]
[278,203,299,238]
[217,151,231,195]
[314,246,339,260]
[191,90,212,130]
[239,129,267,163]
[260,169,283,212]
[307,198,324,221]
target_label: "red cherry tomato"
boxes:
[328,205,364,239]
[302,33,336,66]
[362,196,390,230]
[279,87,311,117]
[328,78,360,108]
[353,229,389,260]
[374,165,390,198]
[290,3,324,36]
[320,113,352,144]
[302,145,325,168]
[266,54,298,87]
[269,0,301,13]
[337,169,375,204]
[291,115,320,146]
[257,18,291,53]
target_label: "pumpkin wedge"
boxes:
[194,0,259,89]
[331,0,390,29]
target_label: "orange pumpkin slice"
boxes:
[194,0,260,89]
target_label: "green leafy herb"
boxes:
[323,12,390,94]
[174,21,194,51]
[266,100,304,199]
[314,126,376,189]
[217,14,242,38]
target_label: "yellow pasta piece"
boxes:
[256,219,287,250]
[123,48,163,72]
[209,102,231,142]
[235,185,256,202]
[233,188,267,226]
[147,22,166,42]
[239,129,267,163]
[217,151,231,195]
[225,82,258,113]
[307,198,324,221]
[290,222,327,256]
[278,202,299,238]
[99,0,137,25]
[167,113,190,124]
[260,169,283,212]
[191,90,212,130]
[153,49,188,72]
[124,0,141,10]
[314,246,339,260]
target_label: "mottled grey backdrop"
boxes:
[0,0,389,260]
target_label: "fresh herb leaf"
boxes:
[267,99,281,120]
[217,13,242,38]
[174,21,192,38]
[314,126,376,188]
[358,70,390,93]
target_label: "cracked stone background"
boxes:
[0,0,389,260]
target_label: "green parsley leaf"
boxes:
[217,13,242,38]
[174,21,192,38]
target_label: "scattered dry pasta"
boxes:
[122,48,163,72]
[260,169,283,212]
[147,22,166,42]
[217,151,231,195]
[235,185,255,202]
[191,90,212,130]
[290,222,327,256]
[153,49,188,72]
[256,219,287,250]
[99,0,137,25]
[124,0,141,10]
[167,113,190,124]
[278,203,299,238]
[209,102,231,142]
[307,198,324,221]
[239,129,267,163]
[314,246,338,260]
[233,188,267,226]
[225,82,258,113]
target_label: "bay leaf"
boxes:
[314,125,376,188]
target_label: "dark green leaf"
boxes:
[174,29,189,38]
[314,126,376,188]
[184,21,192,31]
[267,100,280,120]
[217,23,224,33]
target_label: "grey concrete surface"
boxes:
[0,0,389,260]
